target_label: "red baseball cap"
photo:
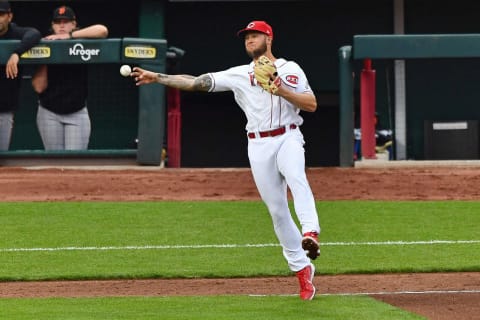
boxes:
[237,21,273,39]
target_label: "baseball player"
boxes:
[0,0,41,150]
[131,20,321,300]
[31,5,108,150]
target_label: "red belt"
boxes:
[248,124,297,139]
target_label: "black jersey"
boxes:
[38,64,88,115]
[0,22,41,112]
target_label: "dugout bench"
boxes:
[0,38,167,166]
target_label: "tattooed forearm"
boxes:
[155,73,194,90]
[192,74,213,92]
[156,73,211,92]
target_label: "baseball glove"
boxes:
[254,55,280,94]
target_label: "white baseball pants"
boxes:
[248,127,320,272]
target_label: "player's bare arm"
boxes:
[6,53,19,79]
[156,73,211,92]
[192,74,213,92]
[31,65,48,93]
[276,86,317,112]
[132,67,211,92]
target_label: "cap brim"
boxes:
[237,29,248,37]
[238,29,270,37]
[53,16,75,21]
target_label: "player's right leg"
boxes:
[37,105,65,150]
[0,112,14,151]
[277,131,320,259]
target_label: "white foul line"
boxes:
[250,289,480,298]
[323,240,480,246]
[321,289,480,296]
[0,240,479,253]
[0,243,279,252]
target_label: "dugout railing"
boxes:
[0,38,167,166]
[338,34,480,167]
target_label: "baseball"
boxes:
[120,64,132,77]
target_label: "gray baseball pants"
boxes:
[0,112,14,151]
[37,105,91,150]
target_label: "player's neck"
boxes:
[253,53,276,63]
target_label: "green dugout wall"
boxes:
[0,37,167,165]
[1,0,167,166]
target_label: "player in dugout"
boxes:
[0,0,41,150]
[31,5,108,150]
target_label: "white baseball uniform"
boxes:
[208,58,321,272]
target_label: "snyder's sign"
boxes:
[124,45,157,59]
[21,46,51,58]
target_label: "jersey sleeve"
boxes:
[278,61,313,94]
[11,23,42,55]
[208,65,247,93]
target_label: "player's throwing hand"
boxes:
[131,67,158,85]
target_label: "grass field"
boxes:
[0,296,424,320]
[1,201,479,319]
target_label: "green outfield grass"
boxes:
[1,200,478,319]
